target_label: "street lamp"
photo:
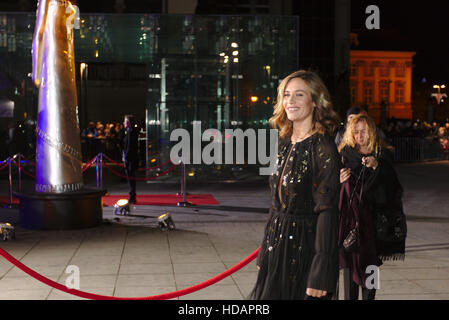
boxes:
[220,42,240,125]
[432,84,447,105]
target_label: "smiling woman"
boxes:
[283,78,315,129]
[269,70,340,141]
[249,70,342,300]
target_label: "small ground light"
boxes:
[0,223,15,241]
[114,199,130,216]
[158,212,175,231]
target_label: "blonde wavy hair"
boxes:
[269,70,340,139]
[338,113,391,155]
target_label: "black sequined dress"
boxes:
[249,132,341,300]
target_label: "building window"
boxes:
[364,64,374,76]
[379,80,390,104]
[395,81,405,104]
[379,62,390,77]
[396,63,406,77]
[350,81,357,106]
[350,63,357,76]
[363,81,373,105]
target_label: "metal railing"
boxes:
[392,136,449,162]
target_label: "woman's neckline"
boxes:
[290,131,319,144]
[357,147,373,155]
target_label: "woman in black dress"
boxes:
[249,70,341,300]
[338,113,406,300]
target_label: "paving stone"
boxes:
[0,162,448,300]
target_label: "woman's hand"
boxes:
[306,288,327,298]
[340,168,351,184]
[362,156,378,170]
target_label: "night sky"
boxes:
[0,0,447,84]
[351,0,449,84]
[66,1,449,84]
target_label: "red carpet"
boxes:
[0,194,219,207]
[103,194,219,206]
[0,197,19,205]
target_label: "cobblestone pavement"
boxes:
[0,161,448,300]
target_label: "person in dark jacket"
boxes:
[338,113,407,300]
[335,107,386,147]
[122,114,139,204]
[334,106,362,147]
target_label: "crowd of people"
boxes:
[381,119,449,154]
[384,118,449,144]
[81,120,126,161]
[0,119,145,162]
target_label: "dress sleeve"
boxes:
[307,135,341,292]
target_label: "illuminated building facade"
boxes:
[350,50,415,123]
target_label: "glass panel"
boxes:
[0,12,298,180]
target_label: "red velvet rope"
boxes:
[102,154,173,171]
[18,155,36,167]
[0,247,259,300]
[18,167,36,179]
[0,162,8,171]
[11,159,36,179]
[101,154,124,167]
[7,155,177,181]
[9,157,98,177]
[103,162,178,181]
[82,156,98,173]
[137,160,173,171]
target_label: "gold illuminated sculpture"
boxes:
[32,0,83,193]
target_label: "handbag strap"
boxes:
[348,164,366,230]
[349,164,366,206]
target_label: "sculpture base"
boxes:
[13,187,106,230]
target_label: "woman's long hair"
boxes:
[338,113,392,155]
[269,70,340,139]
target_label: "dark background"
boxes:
[1,0,447,83]
[351,0,449,83]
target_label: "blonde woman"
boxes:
[338,114,406,300]
[249,70,341,300]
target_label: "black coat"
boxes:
[123,127,138,164]
[339,146,407,261]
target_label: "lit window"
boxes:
[379,62,389,77]
[350,81,357,105]
[350,63,357,76]
[379,80,390,104]
[396,63,405,77]
[395,82,405,104]
[363,81,373,105]
[364,65,374,76]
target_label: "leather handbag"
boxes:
[343,222,359,252]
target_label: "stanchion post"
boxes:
[99,153,103,189]
[176,155,190,197]
[8,157,13,207]
[95,153,99,188]
[17,153,22,192]
[177,153,192,207]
